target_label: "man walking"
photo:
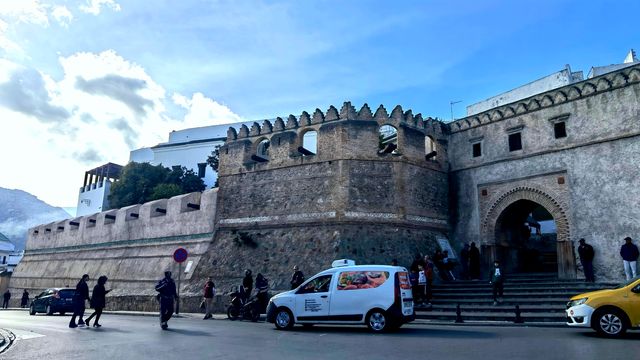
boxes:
[2,289,10,309]
[620,237,639,280]
[578,238,595,282]
[469,242,481,280]
[69,274,90,328]
[155,271,178,330]
[202,276,216,320]
[290,265,305,290]
[490,260,504,306]
[21,289,29,308]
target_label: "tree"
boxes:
[206,145,221,187]
[108,162,206,209]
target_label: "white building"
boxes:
[0,232,15,273]
[76,163,123,216]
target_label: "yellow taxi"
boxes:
[566,276,640,337]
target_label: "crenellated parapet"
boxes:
[449,63,640,133]
[219,101,449,175]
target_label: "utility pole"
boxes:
[450,100,462,122]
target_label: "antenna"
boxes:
[450,100,462,121]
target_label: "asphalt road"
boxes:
[0,310,639,360]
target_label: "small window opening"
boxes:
[378,125,398,154]
[425,136,437,161]
[472,143,482,158]
[299,131,317,156]
[197,163,207,178]
[554,122,567,139]
[509,132,522,152]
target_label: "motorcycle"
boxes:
[226,288,259,322]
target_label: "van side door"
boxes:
[294,275,333,322]
[329,270,391,322]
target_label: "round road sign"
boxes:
[173,248,188,263]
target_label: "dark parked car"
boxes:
[29,288,75,315]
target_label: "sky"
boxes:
[1,0,639,210]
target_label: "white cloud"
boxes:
[79,0,121,15]
[51,6,73,27]
[172,92,243,126]
[0,0,49,27]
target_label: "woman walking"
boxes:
[86,276,111,327]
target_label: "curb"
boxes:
[409,320,567,328]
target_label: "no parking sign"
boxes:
[173,247,188,263]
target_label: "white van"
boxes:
[266,259,415,332]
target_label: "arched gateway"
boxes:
[482,187,576,279]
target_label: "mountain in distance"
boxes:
[0,187,71,250]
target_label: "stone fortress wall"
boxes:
[187,102,451,293]
[9,190,218,311]
[448,63,640,281]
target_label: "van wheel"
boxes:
[46,305,54,315]
[274,308,294,330]
[29,304,36,315]
[366,309,388,333]
[594,309,627,337]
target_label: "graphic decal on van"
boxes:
[397,271,412,290]
[337,271,389,290]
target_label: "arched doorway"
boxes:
[493,200,557,274]
[482,187,576,279]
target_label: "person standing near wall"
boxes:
[69,274,90,328]
[423,255,435,305]
[155,271,178,330]
[620,237,639,281]
[203,276,216,320]
[242,270,253,300]
[85,276,111,327]
[21,289,29,308]
[490,261,504,306]
[469,242,481,280]
[460,244,470,280]
[578,239,595,282]
[2,289,10,309]
[290,265,305,290]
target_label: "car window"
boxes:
[58,290,75,298]
[297,275,333,294]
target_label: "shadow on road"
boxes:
[578,331,640,341]
[162,328,211,336]
[279,326,496,339]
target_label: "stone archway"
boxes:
[481,186,576,279]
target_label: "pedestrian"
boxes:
[21,289,29,308]
[202,276,216,320]
[85,276,111,327]
[69,274,90,328]
[469,242,481,280]
[2,289,10,309]
[460,244,470,280]
[155,271,178,330]
[620,237,639,281]
[409,267,420,305]
[242,269,253,300]
[442,250,456,281]
[423,255,434,305]
[410,253,425,272]
[490,260,504,306]
[578,238,595,282]
[290,265,305,290]
[417,265,427,306]
[255,273,269,314]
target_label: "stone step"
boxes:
[431,285,611,293]
[415,311,564,323]
[432,281,615,288]
[430,298,569,306]
[433,291,579,299]
[417,304,566,313]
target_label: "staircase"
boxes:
[415,273,617,325]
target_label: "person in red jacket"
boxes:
[203,277,216,320]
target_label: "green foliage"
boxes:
[108,162,206,209]
[206,145,221,187]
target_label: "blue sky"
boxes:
[1,0,639,208]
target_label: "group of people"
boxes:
[408,255,435,307]
[2,289,30,309]
[578,237,639,282]
[68,274,111,328]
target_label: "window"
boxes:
[554,122,567,139]
[297,275,333,294]
[378,125,398,154]
[257,139,270,158]
[425,136,437,161]
[337,271,389,290]
[302,131,317,155]
[197,163,207,178]
[508,132,522,151]
[472,142,482,158]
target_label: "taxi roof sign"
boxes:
[331,259,356,268]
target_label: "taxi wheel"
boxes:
[274,308,294,330]
[366,309,388,333]
[595,309,627,337]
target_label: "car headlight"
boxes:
[567,297,588,308]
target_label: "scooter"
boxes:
[226,288,259,322]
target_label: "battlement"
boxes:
[220,102,449,175]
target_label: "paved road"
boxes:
[1,310,638,360]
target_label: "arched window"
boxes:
[301,131,317,155]
[256,139,270,158]
[425,136,437,161]
[378,125,398,154]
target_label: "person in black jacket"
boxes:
[21,290,29,308]
[69,274,90,328]
[290,265,304,290]
[2,289,10,309]
[469,242,481,280]
[242,270,253,300]
[620,237,639,280]
[578,239,595,282]
[85,276,111,327]
[155,271,178,330]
